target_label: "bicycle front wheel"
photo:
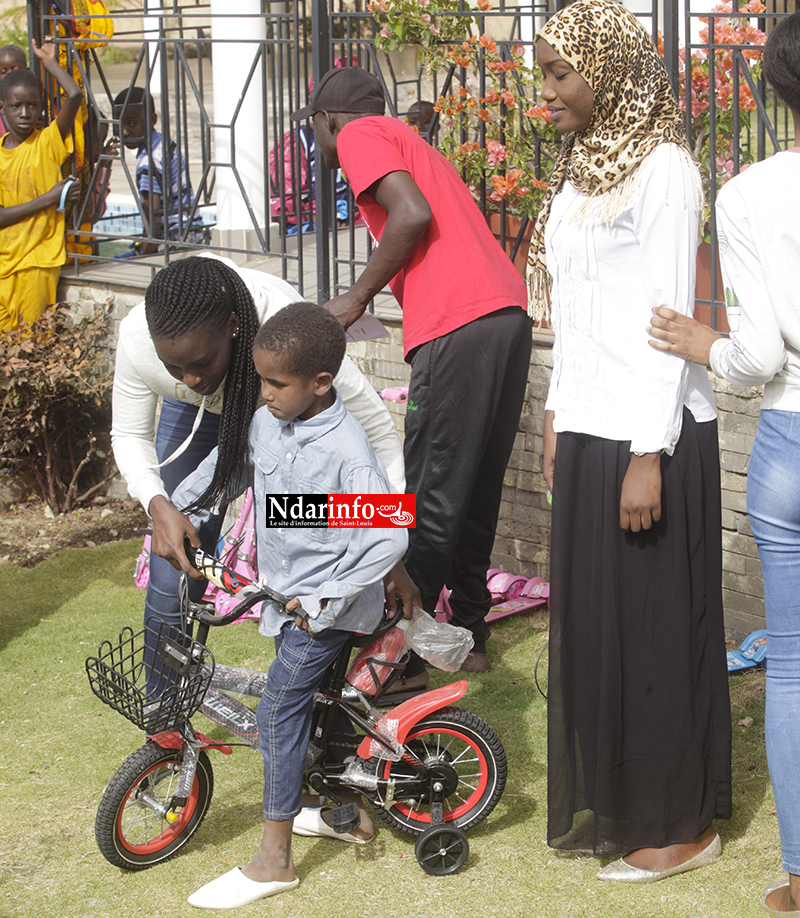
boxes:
[95,741,213,870]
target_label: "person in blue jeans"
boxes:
[649,13,800,912]
[157,302,407,909]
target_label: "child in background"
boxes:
[153,301,407,908]
[406,100,434,138]
[0,38,82,330]
[0,45,26,136]
[112,86,206,254]
[0,44,26,78]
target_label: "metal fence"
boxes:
[25,0,792,322]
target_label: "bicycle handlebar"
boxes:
[185,542,290,626]
[184,542,407,639]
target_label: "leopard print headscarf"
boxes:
[526,0,694,323]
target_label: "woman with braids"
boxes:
[527,0,731,883]
[111,253,407,641]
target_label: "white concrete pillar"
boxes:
[210,0,267,256]
[142,0,165,99]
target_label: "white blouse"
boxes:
[709,151,800,411]
[545,143,716,455]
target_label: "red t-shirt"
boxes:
[337,116,526,357]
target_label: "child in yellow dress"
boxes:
[0,38,83,330]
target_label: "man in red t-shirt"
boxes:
[293,68,532,674]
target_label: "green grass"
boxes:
[0,539,776,917]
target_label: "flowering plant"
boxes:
[431,35,560,221]
[368,0,481,63]
[667,0,767,234]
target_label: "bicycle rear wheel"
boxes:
[369,706,506,835]
[95,741,213,870]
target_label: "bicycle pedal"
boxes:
[330,803,360,834]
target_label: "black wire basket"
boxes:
[86,618,214,733]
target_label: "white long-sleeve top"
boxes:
[545,143,716,454]
[709,151,800,410]
[111,254,405,511]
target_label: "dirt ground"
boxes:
[0,496,148,567]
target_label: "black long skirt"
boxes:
[547,410,732,855]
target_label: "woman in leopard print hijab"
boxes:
[532,0,731,886]
[526,0,698,322]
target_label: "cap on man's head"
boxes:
[291,67,386,121]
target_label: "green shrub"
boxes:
[0,303,114,513]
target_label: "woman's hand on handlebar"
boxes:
[148,495,204,578]
[384,561,421,620]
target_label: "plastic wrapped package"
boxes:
[345,607,474,696]
[400,606,474,672]
[345,625,407,693]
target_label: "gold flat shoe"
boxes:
[761,876,800,915]
[596,833,721,884]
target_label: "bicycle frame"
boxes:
[143,589,470,813]
[89,546,506,875]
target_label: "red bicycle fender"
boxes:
[147,729,233,755]
[356,680,469,759]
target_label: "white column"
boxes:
[211,0,267,255]
[142,0,165,99]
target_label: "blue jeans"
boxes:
[144,399,223,631]
[257,622,352,820]
[748,409,800,874]
[143,400,222,699]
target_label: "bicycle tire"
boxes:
[367,706,506,836]
[95,741,213,870]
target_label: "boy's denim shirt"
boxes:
[172,391,407,637]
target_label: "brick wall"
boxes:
[713,377,764,636]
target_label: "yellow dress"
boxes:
[0,121,73,329]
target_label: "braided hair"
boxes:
[145,257,260,513]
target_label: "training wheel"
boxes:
[414,824,469,876]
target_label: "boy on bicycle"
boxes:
[156,301,408,909]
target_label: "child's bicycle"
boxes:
[86,547,507,876]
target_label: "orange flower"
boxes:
[526,104,552,123]
[477,0,492,9]
[490,170,528,202]
[477,108,493,122]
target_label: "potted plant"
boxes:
[368,0,479,65]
